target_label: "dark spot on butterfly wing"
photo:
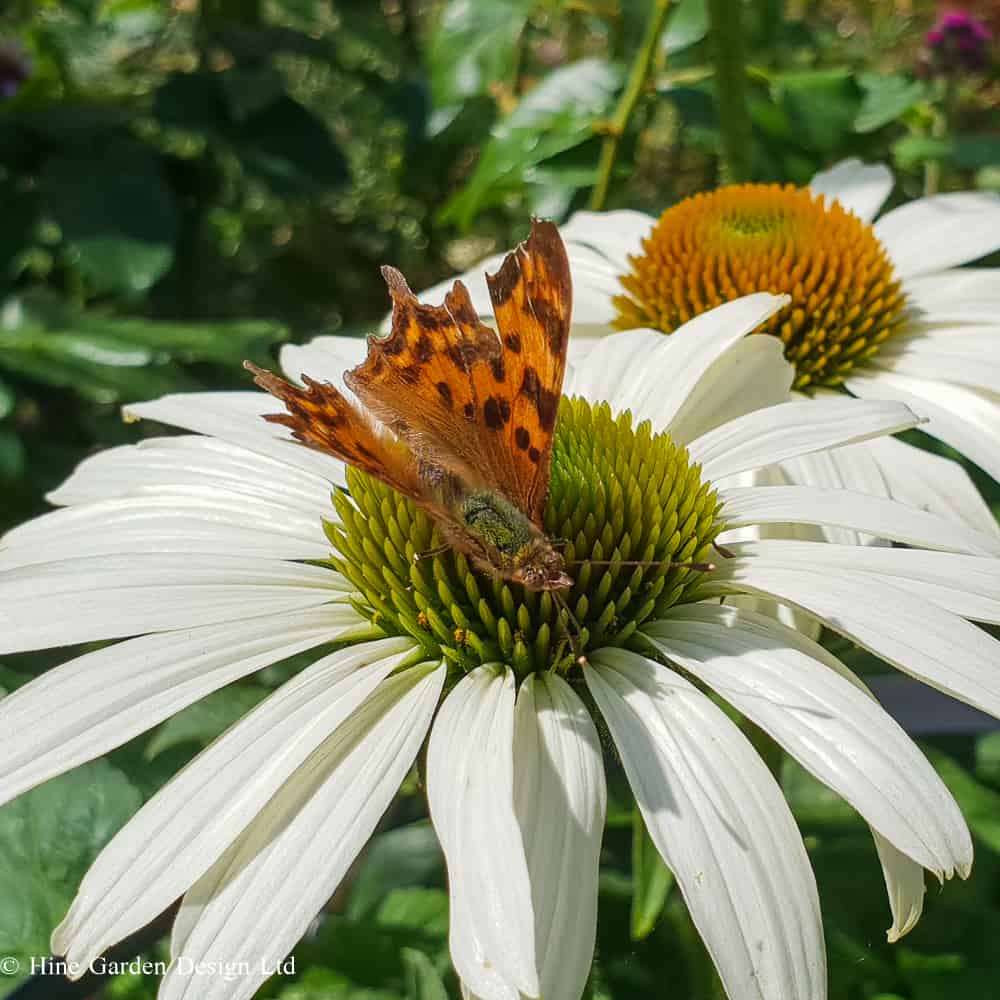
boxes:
[436,381,454,408]
[514,426,530,450]
[483,396,512,430]
[520,366,559,431]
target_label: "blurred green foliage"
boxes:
[1,0,999,998]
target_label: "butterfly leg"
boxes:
[413,543,451,563]
[553,589,589,667]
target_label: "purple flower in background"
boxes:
[0,41,31,99]
[925,9,993,74]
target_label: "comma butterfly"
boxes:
[245,218,575,592]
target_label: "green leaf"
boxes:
[891,135,951,171]
[630,808,673,940]
[854,73,927,134]
[235,97,350,197]
[375,888,449,939]
[276,967,401,1000]
[348,822,443,920]
[0,291,287,403]
[440,59,622,228]
[41,144,177,297]
[0,760,142,993]
[975,730,1000,786]
[0,431,24,480]
[428,0,532,107]
[661,0,709,55]
[144,684,272,760]
[401,948,448,1000]
[771,69,859,152]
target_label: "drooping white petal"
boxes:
[0,488,329,568]
[718,538,1000,625]
[873,832,927,943]
[689,398,919,482]
[569,294,790,440]
[707,556,1000,719]
[0,605,363,809]
[514,673,606,1000]
[0,553,348,653]
[873,191,1000,278]
[51,637,417,969]
[645,604,972,879]
[904,269,1000,324]
[863,435,999,537]
[719,484,1000,555]
[809,158,894,222]
[563,244,632,332]
[125,392,346,486]
[427,665,539,1000]
[847,369,1000,483]
[279,335,367,388]
[46,436,332,514]
[585,649,825,1000]
[159,661,445,1000]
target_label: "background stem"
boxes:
[589,0,672,210]
[706,0,753,184]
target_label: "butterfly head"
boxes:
[510,539,573,592]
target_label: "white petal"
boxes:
[560,208,657,272]
[279,335,366,388]
[781,441,889,546]
[873,832,926,943]
[719,537,1000,625]
[645,603,972,878]
[708,556,1000,719]
[585,649,825,1000]
[0,553,347,653]
[1,488,329,568]
[52,637,417,969]
[864,435,999,537]
[160,661,445,1000]
[873,192,1000,278]
[809,159,894,222]
[427,666,538,1000]
[847,369,1000,483]
[689,398,919,482]
[0,605,363,809]
[46,435,331,514]
[873,341,1000,396]
[514,674,605,1000]
[563,244,628,328]
[570,294,790,440]
[719,484,1000,555]
[904,269,1000,324]
[125,392,347,487]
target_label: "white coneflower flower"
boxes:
[3,288,1000,1000]
[427,161,1000,534]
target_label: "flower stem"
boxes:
[589,0,672,210]
[706,0,752,184]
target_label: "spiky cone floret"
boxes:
[3,295,1000,1000]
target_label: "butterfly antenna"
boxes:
[552,589,589,667]
[568,558,716,572]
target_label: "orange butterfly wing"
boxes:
[347,218,572,525]
[243,363,427,500]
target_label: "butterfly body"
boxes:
[246,218,574,594]
[453,490,571,591]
